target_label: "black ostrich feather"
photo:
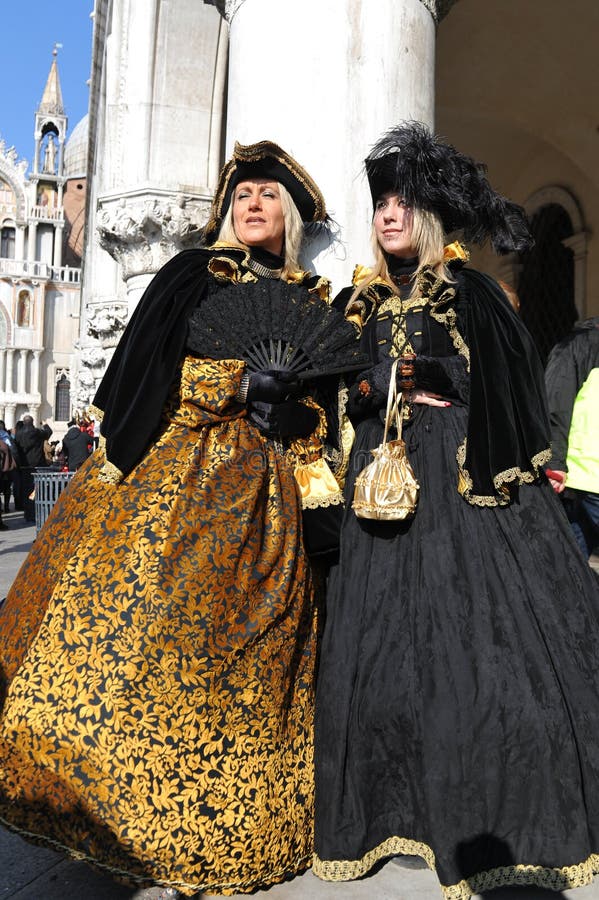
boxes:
[187,280,369,379]
[365,121,533,255]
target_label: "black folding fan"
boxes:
[187,279,369,379]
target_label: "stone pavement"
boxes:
[1,509,599,899]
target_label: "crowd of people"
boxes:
[0,415,96,529]
[0,125,598,900]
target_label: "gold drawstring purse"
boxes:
[352,359,420,521]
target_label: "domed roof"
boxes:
[63,114,88,179]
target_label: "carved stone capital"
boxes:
[203,0,248,23]
[96,192,211,281]
[206,0,458,24]
[418,0,459,23]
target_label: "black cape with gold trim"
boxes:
[314,265,599,898]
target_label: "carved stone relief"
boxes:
[203,0,248,22]
[96,194,211,281]
[86,304,128,349]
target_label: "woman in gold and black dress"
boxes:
[0,141,346,896]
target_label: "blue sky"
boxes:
[1,0,93,167]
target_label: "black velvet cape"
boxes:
[453,269,550,504]
[93,248,217,478]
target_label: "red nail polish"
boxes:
[444,402,452,407]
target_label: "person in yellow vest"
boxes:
[545,316,599,559]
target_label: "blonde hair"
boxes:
[216,181,304,278]
[351,206,452,302]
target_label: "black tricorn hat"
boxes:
[204,140,327,242]
[365,121,533,255]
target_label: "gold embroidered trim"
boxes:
[314,836,435,881]
[302,492,344,510]
[88,403,104,422]
[0,813,311,895]
[422,268,470,370]
[97,459,124,485]
[377,294,427,358]
[208,253,257,285]
[306,274,331,303]
[456,439,552,508]
[314,840,599,899]
[207,243,320,290]
[445,855,599,899]
[325,382,353,486]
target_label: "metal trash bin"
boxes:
[33,469,75,534]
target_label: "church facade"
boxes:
[0,52,85,431]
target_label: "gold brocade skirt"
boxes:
[0,358,317,895]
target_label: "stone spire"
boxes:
[38,45,65,116]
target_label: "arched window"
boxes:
[517,204,577,364]
[1,226,15,259]
[55,371,71,421]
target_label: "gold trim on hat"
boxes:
[206,140,327,236]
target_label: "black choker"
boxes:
[246,257,283,279]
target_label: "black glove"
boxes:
[347,378,387,422]
[249,401,319,438]
[246,370,302,403]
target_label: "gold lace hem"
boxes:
[0,813,311,896]
[97,458,124,485]
[456,439,552,507]
[301,492,344,510]
[313,839,599,899]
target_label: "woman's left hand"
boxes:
[404,389,451,408]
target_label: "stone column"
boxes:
[27,221,38,262]
[5,349,15,394]
[4,403,16,430]
[53,224,64,268]
[17,349,28,394]
[213,0,441,290]
[30,350,42,396]
[0,349,5,392]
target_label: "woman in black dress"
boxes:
[314,122,599,898]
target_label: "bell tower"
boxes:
[30,44,68,267]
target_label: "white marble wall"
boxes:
[223,0,436,291]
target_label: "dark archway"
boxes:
[517,204,577,364]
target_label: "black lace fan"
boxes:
[187,279,369,379]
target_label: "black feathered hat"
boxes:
[365,121,532,254]
[204,140,328,243]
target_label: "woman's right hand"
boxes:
[404,388,451,408]
[246,370,302,403]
